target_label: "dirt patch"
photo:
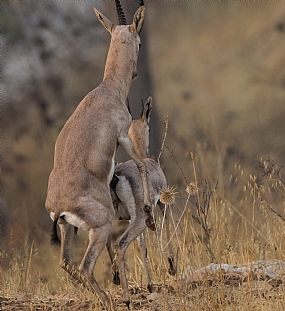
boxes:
[2,277,285,311]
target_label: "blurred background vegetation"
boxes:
[2,0,285,290]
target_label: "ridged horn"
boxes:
[115,0,127,25]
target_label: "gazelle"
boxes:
[45,1,153,306]
[108,97,176,307]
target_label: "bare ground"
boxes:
[2,272,285,311]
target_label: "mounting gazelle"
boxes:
[45,0,153,307]
[108,97,176,307]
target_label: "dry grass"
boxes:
[2,2,285,311]
[2,250,285,310]
[2,155,285,310]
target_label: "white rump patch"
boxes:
[50,211,90,231]
[59,212,90,231]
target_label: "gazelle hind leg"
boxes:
[58,222,74,267]
[78,223,112,305]
[137,233,152,292]
[57,222,97,293]
[106,235,120,285]
[158,201,176,276]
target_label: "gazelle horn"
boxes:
[115,0,127,25]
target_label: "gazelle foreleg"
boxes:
[118,136,155,231]
[158,201,176,276]
[116,216,146,308]
[137,233,152,292]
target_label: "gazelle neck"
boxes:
[128,119,149,160]
[136,148,148,160]
[103,27,138,102]
[132,138,148,159]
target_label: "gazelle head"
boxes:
[93,0,145,80]
[128,96,153,159]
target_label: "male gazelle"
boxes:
[108,97,176,307]
[45,1,153,306]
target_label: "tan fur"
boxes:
[128,98,152,159]
[45,5,150,307]
[107,97,176,305]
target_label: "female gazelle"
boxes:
[108,97,176,307]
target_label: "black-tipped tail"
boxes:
[50,214,61,246]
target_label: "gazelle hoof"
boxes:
[145,217,156,231]
[143,204,152,214]
[112,271,120,285]
[168,267,177,276]
[168,257,176,276]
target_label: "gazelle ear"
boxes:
[142,96,153,123]
[132,6,145,34]
[93,7,115,34]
